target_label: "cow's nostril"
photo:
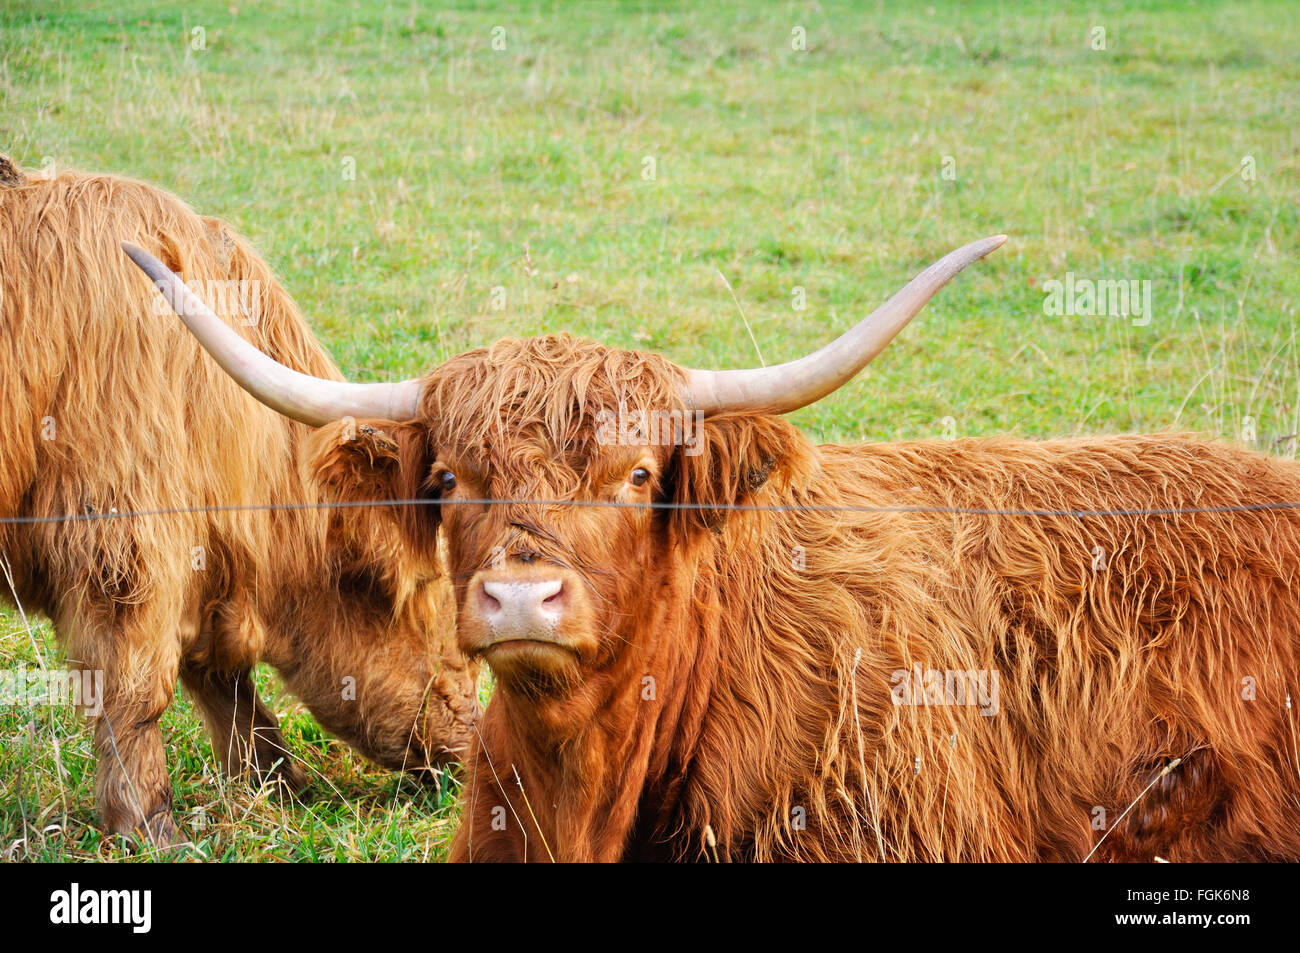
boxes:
[478,584,502,615]
[541,583,565,608]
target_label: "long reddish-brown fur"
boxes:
[315,335,1300,861]
[0,156,479,844]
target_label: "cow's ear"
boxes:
[304,419,439,559]
[668,412,802,536]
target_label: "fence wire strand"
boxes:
[5,496,1300,526]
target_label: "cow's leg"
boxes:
[58,588,186,849]
[92,709,178,848]
[180,664,307,792]
[85,633,182,848]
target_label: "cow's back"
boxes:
[0,157,334,636]
[811,434,1300,860]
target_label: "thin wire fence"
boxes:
[5,495,1300,526]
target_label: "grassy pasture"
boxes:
[1,0,1297,860]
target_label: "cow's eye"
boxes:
[439,470,458,494]
[628,467,650,488]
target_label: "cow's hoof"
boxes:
[271,756,310,795]
[109,809,188,856]
[244,753,310,797]
[141,810,183,848]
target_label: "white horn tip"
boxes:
[958,234,1008,265]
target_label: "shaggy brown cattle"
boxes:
[0,156,478,846]
[131,233,1300,862]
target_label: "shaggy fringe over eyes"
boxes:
[419,336,689,489]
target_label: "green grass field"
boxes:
[2,0,1297,861]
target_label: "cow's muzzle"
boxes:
[459,565,596,679]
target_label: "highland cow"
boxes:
[130,232,1300,862]
[0,156,479,847]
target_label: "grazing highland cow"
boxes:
[0,156,479,846]
[130,232,1300,862]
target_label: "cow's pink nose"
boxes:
[477,577,567,640]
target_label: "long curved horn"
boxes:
[122,242,423,427]
[683,234,1007,416]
